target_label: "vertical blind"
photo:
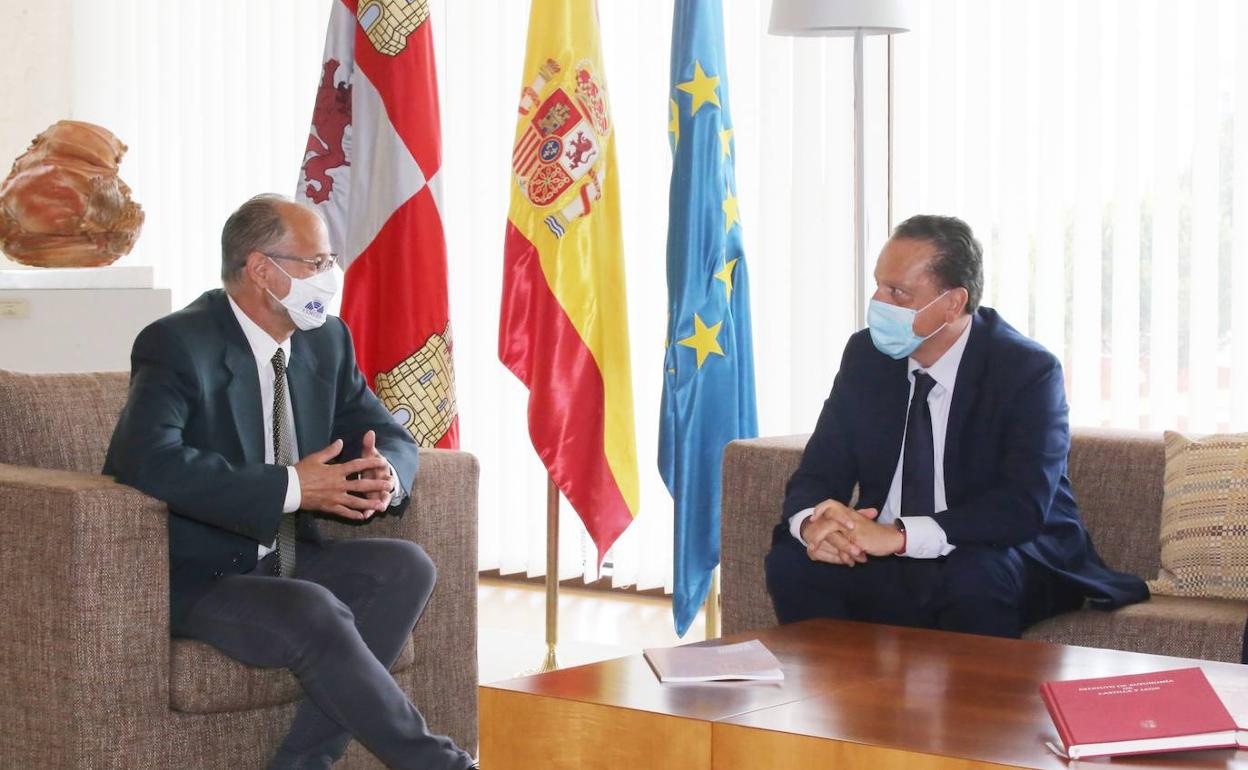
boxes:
[892,0,1247,433]
[64,0,1244,592]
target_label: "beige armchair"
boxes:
[0,369,478,768]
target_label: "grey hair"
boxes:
[220,193,293,285]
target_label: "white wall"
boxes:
[0,0,74,271]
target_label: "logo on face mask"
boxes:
[867,290,950,359]
[266,258,340,331]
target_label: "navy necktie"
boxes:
[901,371,938,517]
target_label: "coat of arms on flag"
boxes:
[511,59,611,239]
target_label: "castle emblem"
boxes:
[357,0,430,56]
[374,322,457,447]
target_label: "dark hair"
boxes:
[220,194,290,284]
[891,214,983,314]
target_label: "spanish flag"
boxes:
[499,0,639,564]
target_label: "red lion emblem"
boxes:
[302,59,352,204]
[564,131,595,170]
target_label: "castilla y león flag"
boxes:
[297,0,457,449]
[500,0,639,563]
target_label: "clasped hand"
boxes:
[294,430,395,520]
[801,499,904,566]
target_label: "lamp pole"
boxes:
[768,0,913,328]
[853,27,866,329]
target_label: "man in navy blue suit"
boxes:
[765,215,1148,638]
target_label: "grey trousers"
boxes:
[172,537,473,770]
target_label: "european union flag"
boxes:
[660,0,758,637]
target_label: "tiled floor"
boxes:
[477,577,707,684]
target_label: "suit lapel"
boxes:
[215,293,265,465]
[288,333,334,459]
[944,311,987,500]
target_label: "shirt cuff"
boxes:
[788,507,816,547]
[897,515,956,559]
[283,466,301,513]
[384,457,404,508]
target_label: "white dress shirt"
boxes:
[228,297,406,560]
[790,318,974,559]
[227,296,302,559]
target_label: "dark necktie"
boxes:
[271,348,298,577]
[901,371,938,517]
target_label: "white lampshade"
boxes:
[768,0,913,37]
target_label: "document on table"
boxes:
[643,639,784,683]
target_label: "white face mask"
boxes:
[266,257,340,331]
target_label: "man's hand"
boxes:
[801,500,870,565]
[815,500,905,558]
[359,429,395,511]
[801,500,903,564]
[294,438,393,520]
[842,516,906,557]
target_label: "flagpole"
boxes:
[703,566,721,639]
[539,477,561,672]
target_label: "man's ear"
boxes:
[243,251,269,289]
[949,287,969,319]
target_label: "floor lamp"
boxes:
[768,0,913,328]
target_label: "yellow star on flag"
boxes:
[722,191,740,233]
[718,127,734,160]
[714,257,739,301]
[677,313,725,369]
[676,60,721,117]
[668,98,680,150]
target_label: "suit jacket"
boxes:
[781,307,1148,610]
[103,289,419,624]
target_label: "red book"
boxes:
[1040,667,1237,759]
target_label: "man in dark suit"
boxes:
[765,215,1148,638]
[104,194,475,770]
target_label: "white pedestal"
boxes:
[0,267,171,373]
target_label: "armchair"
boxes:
[0,369,478,768]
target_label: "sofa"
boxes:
[721,427,1248,663]
[0,369,478,769]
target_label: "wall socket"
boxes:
[0,299,30,319]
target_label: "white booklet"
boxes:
[643,639,784,683]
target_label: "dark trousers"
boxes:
[172,538,472,770]
[764,537,1085,638]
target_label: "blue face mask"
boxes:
[867,290,950,359]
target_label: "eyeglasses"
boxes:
[264,252,338,274]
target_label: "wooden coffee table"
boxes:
[479,619,1248,769]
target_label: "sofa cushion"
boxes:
[170,635,415,714]
[1148,431,1248,600]
[0,369,129,473]
[1023,594,1248,663]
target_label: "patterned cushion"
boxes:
[1148,431,1248,599]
